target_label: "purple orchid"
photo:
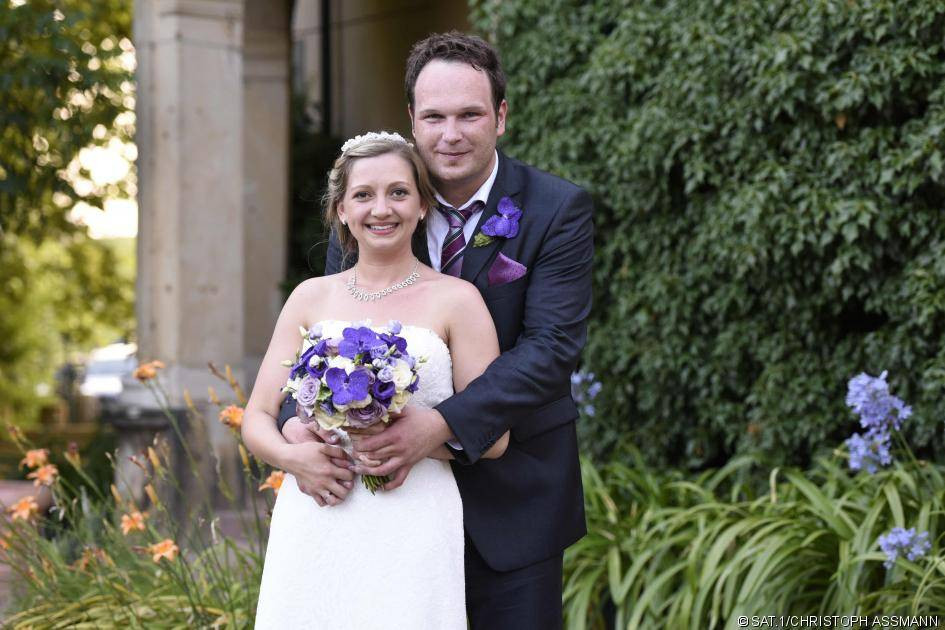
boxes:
[481,196,522,239]
[338,326,386,359]
[324,367,371,406]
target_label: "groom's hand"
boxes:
[353,406,454,490]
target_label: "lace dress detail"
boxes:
[254,320,464,629]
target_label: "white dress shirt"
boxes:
[426,152,499,450]
[425,151,500,271]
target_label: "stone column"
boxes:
[128,0,246,513]
[243,1,291,375]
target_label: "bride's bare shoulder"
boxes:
[284,273,347,311]
[422,270,483,306]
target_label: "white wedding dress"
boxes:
[254,320,465,629]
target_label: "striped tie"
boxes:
[439,201,483,277]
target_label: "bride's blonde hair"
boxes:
[324,134,437,255]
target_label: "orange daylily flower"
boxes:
[27,464,58,487]
[258,470,285,495]
[133,360,166,382]
[148,538,179,563]
[120,511,147,535]
[20,449,49,469]
[8,496,39,521]
[218,405,244,430]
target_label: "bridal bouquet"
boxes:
[281,321,421,493]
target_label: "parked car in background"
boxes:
[79,342,137,399]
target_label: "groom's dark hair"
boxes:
[405,31,506,115]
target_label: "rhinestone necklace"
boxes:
[347,259,420,302]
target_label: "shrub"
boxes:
[566,451,945,628]
[471,0,945,466]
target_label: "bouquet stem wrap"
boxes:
[331,428,390,495]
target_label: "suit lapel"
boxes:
[461,151,523,283]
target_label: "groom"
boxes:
[278,31,593,629]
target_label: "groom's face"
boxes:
[410,60,507,196]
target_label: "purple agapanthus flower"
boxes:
[571,370,602,418]
[324,367,371,406]
[846,371,912,433]
[481,197,522,239]
[339,326,386,359]
[878,527,931,569]
[846,431,892,474]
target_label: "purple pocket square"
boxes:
[487,253,527,286]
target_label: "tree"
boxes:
[0,0,134,422]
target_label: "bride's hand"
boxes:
[347,423,387,467]
[283,442,355,507]
[282,416,344,446]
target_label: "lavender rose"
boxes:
[346,400,387,428]
[297,375,320,407]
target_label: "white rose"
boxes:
[327,355,354,372]
[391,360,414,390]
[315,409,346,430]
[389,390,411,413]
[348,395,372,409]
[283,375,302,394]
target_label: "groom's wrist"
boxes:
[427,408,456,446]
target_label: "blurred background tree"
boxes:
[472,0,945,468]
[0,0,135,423]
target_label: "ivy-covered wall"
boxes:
[471,0,945,466]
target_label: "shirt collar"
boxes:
[433,150,499,212]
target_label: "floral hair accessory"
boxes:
[340,131,411,155]
[473,196,522,247]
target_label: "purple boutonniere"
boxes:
[473,197,522,247]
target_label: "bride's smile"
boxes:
[338,152,426,258]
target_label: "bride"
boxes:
[242,132,509,629]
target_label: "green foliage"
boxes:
[0,0,135,421]
[566,450,945,628]
[471,0,945,466]
[0,0,132,237]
